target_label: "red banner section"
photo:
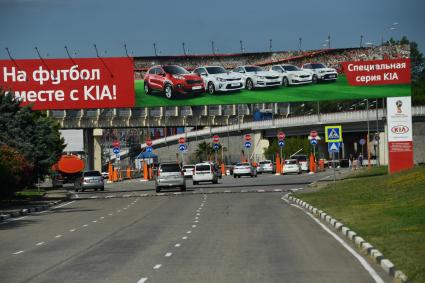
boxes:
[388,141,414,173]
[342,58,411,86]
[0,57,134,110]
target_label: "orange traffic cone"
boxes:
[275,154,281,175]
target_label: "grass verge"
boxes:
[294,166,425,282]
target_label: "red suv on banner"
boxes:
[342,58,411,86]
[0,57,135,110]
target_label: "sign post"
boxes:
[213,135,220,164]
[326,126,342,183]
[244,134,252,162]
[387,97,414,173]
[178,137,186,165]
[277,131,286,173]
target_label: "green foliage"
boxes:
[264,136,312,160]
[194,141,215,162]
[0,90,65,186]
[0,145,34,196]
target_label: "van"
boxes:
[193,163,218,185]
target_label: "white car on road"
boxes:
[232,65,282,90]
[301,63,338,83]
[282,159,302,174]
[192,66,244,94]
[233,162,257,178]
[270,64,312,86]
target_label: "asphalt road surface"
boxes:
[0,171,391,283]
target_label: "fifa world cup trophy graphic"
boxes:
[396,100,403,113]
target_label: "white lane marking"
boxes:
[321,175,331,180]
[53,201,76,209]
[36,242,45,246]
[117,210,121,213]
[194,220,199,223]
[108,213,113,216]
[274,189,283,192]
[92,220,97,223]
[153,264,162,270]
[241,190,248,193]
[123,208,127,210]
[123,194,131,197]
[175,243,181,247]
[55,234,63,238]
[165,252,172,257]
[192,225,197,228]
[257,189,265,193]
[90,196,98,199]
[290,203,385,283]
[195,216,199,220]
[100,216,105,219]
[196,213,200,216]
[13,250,24,255]
[82,224,88,227]
[224,190,231,193]
[137,277,148,283]
[69,229,76,232]
[186,230,192,234]
[182,236,188,240]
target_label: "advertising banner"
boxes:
[387,96,414,173]
[0,57,134,110]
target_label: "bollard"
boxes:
[221,163,225,176]
[319,159,325,171]
[275,154,281,175]
[143,162,148,180]
[126,166,131,179]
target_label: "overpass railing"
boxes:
[142,106,425,148]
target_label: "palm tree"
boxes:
[195,141,214,162]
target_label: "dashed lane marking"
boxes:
[55,234,63,238]
[36,242,45,246]
[13,250,24,255]
[153,264,162,270]
[182,236,188,240]
[137,277,148,283]
[175,243,181,247]
[165,252,172,257]
[69,229,76,232]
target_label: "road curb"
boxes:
[0,200,63,223]
[283,193,409,283]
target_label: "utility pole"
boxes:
[269,39,272,52]
[211,41,215,55]
[298,37,302,51]
[360,35,364,48]
[153,43,158,56]
[327,34,331,49]
[182,42,186,56]
[240,40,244,53]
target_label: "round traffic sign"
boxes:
[244,134,251,141]
[244,141,252,148]
[310,130,318,138]
[278,140,285,148]
[359,138,366,145]
[310,139,318,145]
[146,146,153,153]
[213,135,220,143]
[112,147,120,154]
[213,143,220,150]
[278,131,285,140]
[112,140,120,148]
[178,137,186,144]
[146,139,152,146]
[179,144,187,151]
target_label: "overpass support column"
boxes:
[252,131,269,162]
[83,128,103,171]
[83,128,94,170]
[93,129,103,172]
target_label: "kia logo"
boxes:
[391,125,409,134]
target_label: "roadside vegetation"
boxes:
[294,166,425,282]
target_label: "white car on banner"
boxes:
[192,66,244,94]
[232,65,282,90]
[270,64,313,86]
[301,63,338,83]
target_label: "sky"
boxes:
[0,0,424,59]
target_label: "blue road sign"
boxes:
[146,146,153,153]
[278,140,285,148]
[328,142,341,153]
[359,138,366,145]
[112,147,120,154]
[325,125,342,142]
[310,139,318,145]
[213,143,220,150]
[179,144,187,152]
[244,141,252,148]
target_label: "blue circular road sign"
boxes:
[179,144,187,152]
[244,141,252,148]
[146,146,153,153]
[310,139,318,145]
[213,143,220,150]
[278,140,285,148]
[112,147,120,154]
[359,138,366,145]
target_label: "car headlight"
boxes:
[257,76,265,79]
[217,77,226,82]
[172,75,185,80]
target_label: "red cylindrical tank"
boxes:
[52,155,85,174]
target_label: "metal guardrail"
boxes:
[141,106,425,148]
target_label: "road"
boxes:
[0,171,391,283]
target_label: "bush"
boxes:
[0,145,34,197]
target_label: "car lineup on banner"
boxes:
[0,44,411,110]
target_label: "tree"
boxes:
[195,141,214,162]
[0,90,65,186]
[264,136,312,161]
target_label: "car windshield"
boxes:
[311,63,326,69]
[236,163,250,166]
[196,165,211,171]
[163,65,189,74]
[245,66,263,72]
[183,165,195,169]
[206,67,227,74]
[259,161,271,165]
[84,171,101,177]
[293,155,307,162]
[285,160,297,165]
[282,65,300,71]
[160,164,181,172]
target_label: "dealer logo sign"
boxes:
[391,125,409,134]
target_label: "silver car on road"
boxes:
[155,163,186,193]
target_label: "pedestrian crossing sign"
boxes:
[325,125,342,142]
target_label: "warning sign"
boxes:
[325,126,342,142]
